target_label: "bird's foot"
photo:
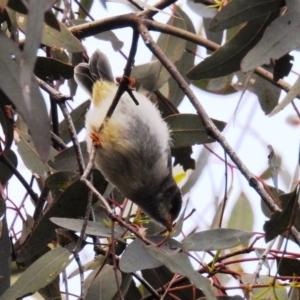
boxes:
[90,131,102,146]
[116,76,135,90]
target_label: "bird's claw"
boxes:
[90,131,101,146]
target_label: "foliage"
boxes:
[0,0,300,299]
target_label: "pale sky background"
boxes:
[3,0,300,298]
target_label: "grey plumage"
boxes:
[74,50,182,230]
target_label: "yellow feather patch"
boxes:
[92,81,115,107]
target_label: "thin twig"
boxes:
[0,152,38,203]
[58,101,85,174]
[73,188,94,298]
[252,239,276,284]
[218,151,228,228]
[36,76,72,102]
[81,177,112,213]
[51,132,67,149]
[33,186,50,223]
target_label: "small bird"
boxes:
[74,50,182,231]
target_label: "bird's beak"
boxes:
[166,214,173,232]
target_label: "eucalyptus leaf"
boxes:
[146,246,217,300]
[264,188,298,242]
[0,149,17,186]
[0,247,71,300]
[16,131,57,176]
[242,12,300,72]
[119,236,182,273]
[187,11,279,80]
[17,170,107,263]
[50,217,122,239]
[0,32,51,162]
[18,13,84,52]
[48,141,89,172]
[165,114,226,148]
[209,0,281,31]
[85,265,122,300]
[183,228,254,251]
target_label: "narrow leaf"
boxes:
[165,114,226,148]
[263,188,299,242]
[183,228,254,251]
[269,75,300,116]
[50,217,121,239]
[119,236,182,273]
[209,0,281,31]
[187,11,279,80]
[20,0,47,114]
[267,145,279,190]
[227,194,254,233]
[34,56,74,80]
[18,14,84,53]
[241,12,300,72]
[0,247,70,300]
[85,265,122,300]
[17,170,107,262]
[0,32,51,161]
[146,246,217,300]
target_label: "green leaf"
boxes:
[0,247,71,300]
[20,0,46,111]
[183,228,254,251]
[227,194,254,233]
[78,0,93,19]
[0,149,17,186]
[166,6,196,107]
[264,188,299,242]
[235,69,280,115]
[45,171,80,190]
[187,11,280,80]
[17,170,107,263]
[171,146,195,171]
[242,12,300,72]
[48,141,89,172]
[165,114,227,148]
[0,32,51,161]
[34,56,74,80]
[119,236,182,273]
[37,275,60,300]
[277,257,300,277]
[50,217,122,239]
[0,216,10,296]
[59,100,90,144]
[7,0,27,14]
[269,74,300,117]
[84,265,122,300]
[0,195,5,218]
[0,105,14,150]
[18,13,84,53]
[145,246,217,300]
[209,0,281,31]
[16,131,57,176]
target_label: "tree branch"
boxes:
[136,22,300,244]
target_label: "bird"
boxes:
[74,50,182,231]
